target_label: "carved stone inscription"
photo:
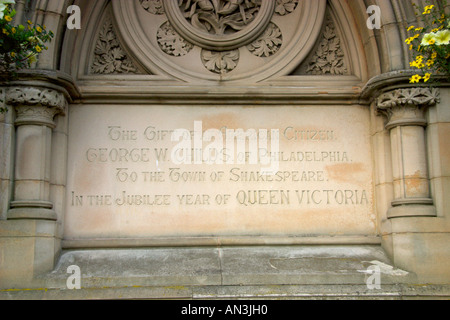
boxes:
[65,105,375,239]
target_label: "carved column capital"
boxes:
[5,86,67,128]
[376,87,440,130]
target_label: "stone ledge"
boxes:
[2,284,450,300]
[61,236,382,248]
[3,245,444,300]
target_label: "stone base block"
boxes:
[7,207,57,221]
[0,220,59,289]
[385,232,450,284]
[387,205,436,218]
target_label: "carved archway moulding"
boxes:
[112,0,327,82]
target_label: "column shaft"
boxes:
[5,87,67,220]
[377,88,439,218]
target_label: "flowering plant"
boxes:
[0,0,54,75]
[405,2,450,84]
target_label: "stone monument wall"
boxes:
[1,0,449,294]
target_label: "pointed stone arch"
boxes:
[54,0,396,86]
[60,0,148,79]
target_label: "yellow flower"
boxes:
[405,37,414,44]
[35,45,42,53]
[409,56,426,69]
[11,27,16,33]
[407,26,415,31]
[10,52,16,58]
[411,56,425,69]
[415,27,424,32]
[431,52,437,59]
[27,20,32,25]
[409,44,413,51]
[5,15,12,22]
[410,74,422,83]
[426,59,434,67]
[423,5,434,14]
[36,26,42,33]
[423,73,431,82]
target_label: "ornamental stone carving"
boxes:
[140,0,164,15]
[179,0,262,36]
[6,87,66,109]
[159,0,279,73]
[247,22,282,57]
[376,87,440,129]
[91,17,139,75]
[5,86,67,128]
[201,49,240,74]
[157,22,194,57]
[164,0,275,51]
[112,0,328,81]
[306,15,347,75]
[274,0,299,16]
[377,87,440,109]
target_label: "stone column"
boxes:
[377,87,439,218]
[6,86,67,221]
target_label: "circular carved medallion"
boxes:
[113,0,327,82]
[164,0,275,51]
